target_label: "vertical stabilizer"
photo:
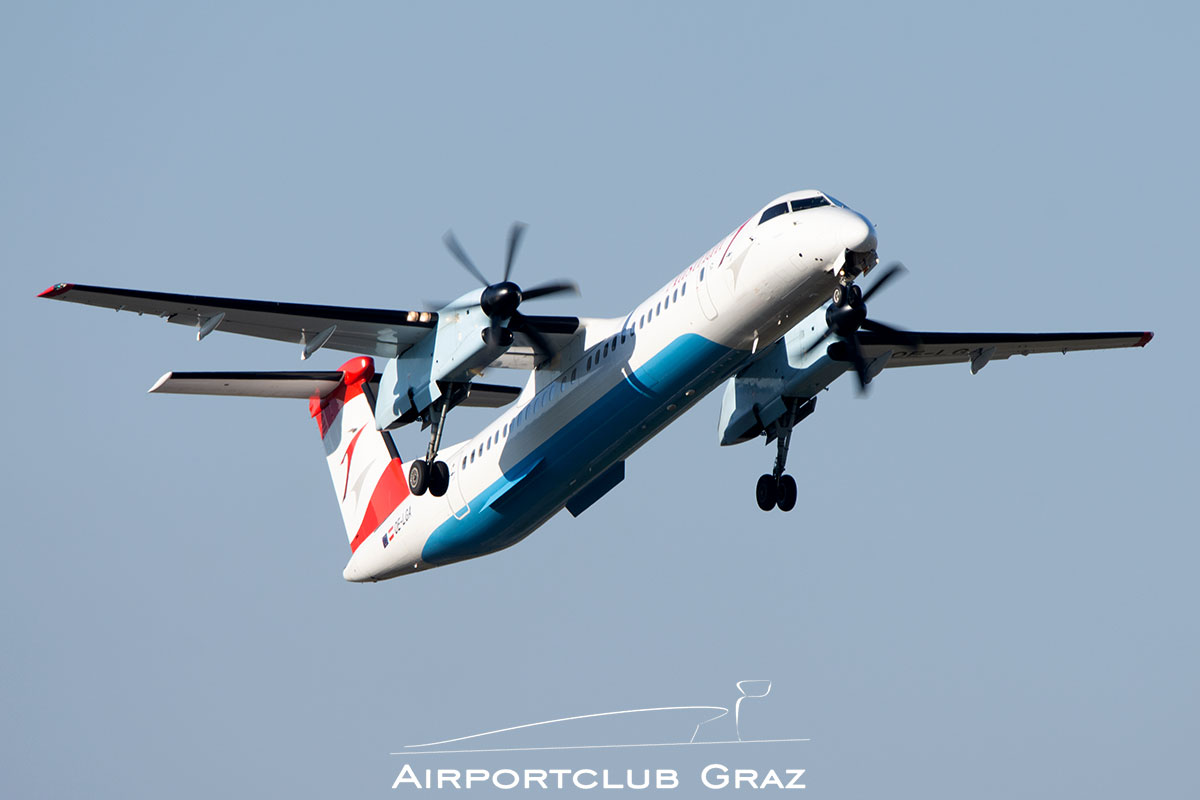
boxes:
[310,357,410,552]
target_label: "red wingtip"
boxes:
[38,282,74,298]
[1137,332,1154,347]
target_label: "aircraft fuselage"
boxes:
[343,192,878,581]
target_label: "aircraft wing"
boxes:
[853,330,1153,372]
[38,282,437,359]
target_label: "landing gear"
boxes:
[409,398,452,498]
[776,474,797,512]
[753,397,815,512]
[831,282,861,308]
[408,460,429,496]
[756,474,777,511]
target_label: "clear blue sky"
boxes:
[3,2,1196,797]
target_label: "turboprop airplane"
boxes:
[39,190,1152,582]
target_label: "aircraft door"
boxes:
[696,267,719,320]
[448,460,471,520]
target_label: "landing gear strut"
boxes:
[755,397,814,512]
[409,398,451,497]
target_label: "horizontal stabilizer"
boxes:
[149,371,347,398]
[150,370,521,407]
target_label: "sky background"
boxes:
[3,1,1197,797]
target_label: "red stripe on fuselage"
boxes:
[349,458,410,553]
[718,219,751,267]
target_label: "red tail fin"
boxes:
[310,358,410,552]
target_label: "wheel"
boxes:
[832,285,845,305]
[755,474,777,511]
[776,474,797,512]
[847,283,862,304]
[428,460,450,497]
[408,459,428,496]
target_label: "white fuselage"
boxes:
[344,191,877,581]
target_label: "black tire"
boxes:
[776,474,797,512]
[848,283,862,304]
[408,459,428,496]
[756,474,777,511]
[428,460,450,497]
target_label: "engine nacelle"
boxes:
[375,305,506,430]
[718,311,848,445]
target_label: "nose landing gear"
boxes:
[754,397,814,512]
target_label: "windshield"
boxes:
[759,195,833,225]
[790,196,831,212]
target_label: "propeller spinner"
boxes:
[803,262,921,392]
[441,222,578,358]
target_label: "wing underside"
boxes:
[40,282,436,359]
[852,330,1153,371]
[40,283,581,367]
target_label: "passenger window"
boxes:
[470,451,475,463]
[486,438,491,451]
[603,343,608,357]
[462,456,467,469]
[639,315,645,328]
[587,355,592,370]
[571,368,577,381]
[700,267,705,281]
[657,302,661,314]
[611,336,617,349]
[664,295,670,309]
[759,202,788,225]
[673,289,678,302]
[681,283,686,296]
[504,423,509,436]
[620,333,626,344]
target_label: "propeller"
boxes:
[439,222,578,360]
[802,262,921,393]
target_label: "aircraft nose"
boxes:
[836,209,877,253]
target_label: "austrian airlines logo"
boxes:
[340,426,367,502]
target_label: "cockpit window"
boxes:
[791,196,831,212]
[758,203,788,225]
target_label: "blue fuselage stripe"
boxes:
[420,334,745,564]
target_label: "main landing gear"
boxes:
[408,398,451,497]
[755,397,815,512]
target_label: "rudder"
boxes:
[309,357,410,552]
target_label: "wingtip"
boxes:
[1137,331,1154,347]
[38,282,74,298]
[147,372,174,394]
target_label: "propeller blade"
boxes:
[861,262,906,303]
[844,334,871,394]
[503,222,527,283]
[860,318,922,347]
[427,293,484,312]
[520,280,579,301]
[508,311,554,361]
[442,230,492,288]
